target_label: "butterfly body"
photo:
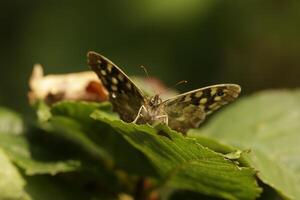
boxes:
[134,95,168,125]
[87,51,241,133]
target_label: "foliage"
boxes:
[191,90,300,200]
[0,90,299,199]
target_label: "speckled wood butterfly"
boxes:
[87,51,241,133]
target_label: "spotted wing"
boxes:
[87,51,145,122]
[163,84,241,133]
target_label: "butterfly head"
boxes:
[148,94,162,108]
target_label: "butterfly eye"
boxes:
[154,95,162,104]
[150,98,155,105]
[150,95,161,106]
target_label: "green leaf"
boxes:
[50,101,156,176]
[0,133,81,175]
[0,148,29,200]
[51,101,113,123]
[43,118,125,188]
[91,110,261,200]
[33,100,52,123]
[40,116,113,168]
[34,101,153,194]
[0,106,81,176]
[187,135,283,199]
[192,90,300,200]
[0,107,24,135]
[24,175,117,200]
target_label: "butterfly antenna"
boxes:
[159,80,188,96]
[140,65,149,78]
[173,80,188,88]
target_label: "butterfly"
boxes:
[87,51,241,133]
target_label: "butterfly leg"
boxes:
[132,105,147,124]
[155,114,169,125]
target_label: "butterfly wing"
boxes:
[163,84,241,133]
[87,51,145,122]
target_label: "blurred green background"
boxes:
[1,0,300,114]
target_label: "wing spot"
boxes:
[212,105,221,111]
[184,95,192,102]
[199,105,205,111]
[111,77,118,84]
[206,110,213,115]
[199,98,207,104]
[220,101,228,106]
[111,85,118,91]
[214,96,222,101]
[126,82,132,89]
[107,63,113,73]
[232,92,239,98]
[210,88,217,96]
[195,92,203,98]
[111,92,117,98]
[117,74,124,81]
[209,103,219,110]
[100,70,107,76]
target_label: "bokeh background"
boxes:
[1,0,300,114]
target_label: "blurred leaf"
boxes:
[192,90,300,200]
[169,190,223,200]
[0,107,24,135]
[0,133,81,176]
[91,110,261,200]
[188,134,237,154]
[0,106,81,175]
[37,115,128,193]
[24,174,116,200]
[50,101,157,177]
[0,148,29,200]
[51,101,113,123]
[2,110,125,196]
[25,175,85,200]
[33,100,52,123]
[41,116,113,168]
